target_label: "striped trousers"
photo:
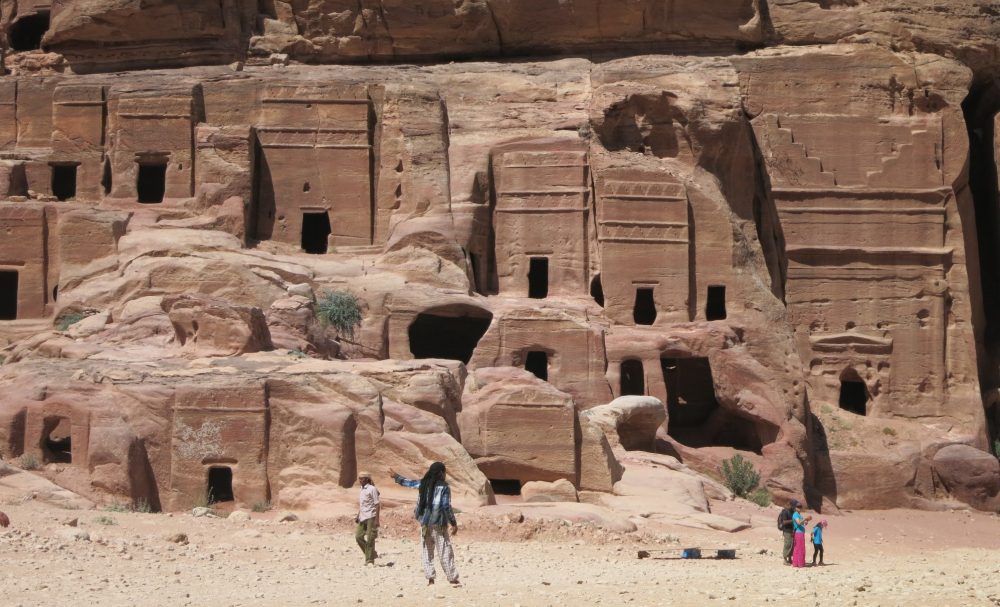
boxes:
[421,526,459,582]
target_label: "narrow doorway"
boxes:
[137,162,167,203]
[525,350,549,381]
[528,257,549,299]
[590,274,605,307]
[706,285,727,320]
[301,212,331,254]
[0,271,17,320]
[633,288,657,325]
[489,479,522,496]
[620,359,645,396]
[207,466,235,503]
[42,417,72,464]
[51,164,77,201]
[839,378,869,416]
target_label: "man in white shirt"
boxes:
[355,471,380,565]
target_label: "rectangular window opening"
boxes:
[301,212,332,254]
[706,285,727,321]
[0,271,17,320]
[525,350,549,382]
[50,164,77,201]
[633,287,657,325]
[137,162,167,204]
[528,257,549,299]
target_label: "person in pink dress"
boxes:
[791,502,811,568]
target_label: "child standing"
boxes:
[811,520,827,566]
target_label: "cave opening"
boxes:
[50,164,77,201]
[633,287,657,325]
[706,285,727,321]
[0,271,17,320]
[838,374,869,416]
[962,81,1000,408]
[525,350,549,382]
[408,305,493,364]
[489,479,522,496]
[663,357,762,453]
[8,12,49,52]
[528,257,549,299]
[42,417,71,464]
[137,162,167,203]
[590,274,605,307]
[207,466,234,504]
[620,359,645,396]
[101,158,112,196]
[301,212,331,254]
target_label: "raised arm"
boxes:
[392,472,420,489]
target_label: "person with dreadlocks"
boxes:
[389,463,460,586]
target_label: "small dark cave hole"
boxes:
[408,307,493,364]
[50,164,77,201]
[838,379,869,416]
[137,163,166,203]
[633,288,657,325]
[43,417,72,464]
[528,257,549,299]
[0,270,17,320]
[207,466,234,503]
[620,359,645,396]
[8,12,49,52]
[301,212,331,254]
[706,285,727,320]
[489,479,522,496]
[525,350,549,382]
[590,274,604,307]
[664,357,762,454]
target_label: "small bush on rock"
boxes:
[94,515,116,526]
[56,312,86,331]
[252,500,272,513]
[721,454,761,498]
[749,487,772,507]
[18,453,40,471]
[315,290,362,338]
[994,439,1000,460]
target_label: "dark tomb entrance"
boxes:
[9,12,49,51]
[42,417,72,464]
[528,257,549,299]
[489,479,522,496]
[590,274,605,307]
[408,305,493,364]
[0,271,17,320]
[50,164,77,201]
[664,357,762,453]
[137,162,167,203]
[620,359,645,396]
[633,287,657,325]
[525,350,549,381]
[838,372,869,416]
[301,212,332,254]
[706,285,727,320]
[207,466,234,504]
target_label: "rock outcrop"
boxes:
[0,1,997,519]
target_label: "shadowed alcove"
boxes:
[663,357,762,453]
[409,305,493,364]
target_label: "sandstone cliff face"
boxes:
[0,2,998,515]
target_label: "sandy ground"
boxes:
[0,496,999,607]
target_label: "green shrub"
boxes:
[94,515,116,526]
[56,312,86,331]
[882,427,897,437]
[994,439,1000,459]
[748,487,772,507]
[193,489,214,509]
[315,290,362,338]
[103,502,130,513]
[133,498,153,513]
[18,453,40,471]
[251,500,272,513]
[721,454,761,498]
